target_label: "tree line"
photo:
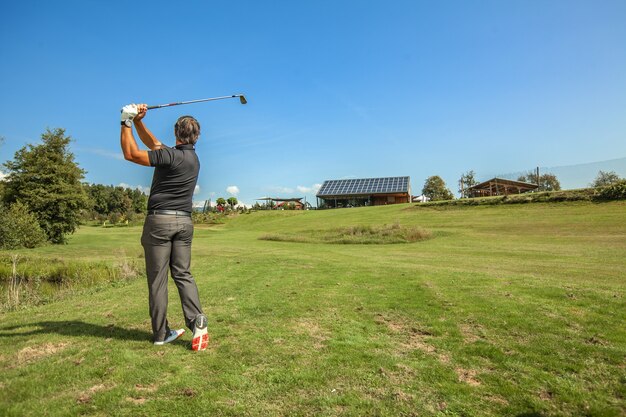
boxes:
[0,128,148,249]
[1,128,624,247]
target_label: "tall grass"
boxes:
[0,253,143,311]
[260,223,432,244]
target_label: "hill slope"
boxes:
[1,202,625,416]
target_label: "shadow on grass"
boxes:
[0,321,157,343]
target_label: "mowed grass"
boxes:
[0,202,625,416]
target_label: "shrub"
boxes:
[0,201,47,249]
[596,179,626,200]
[260,224,432,244]
[192,212,224,224]
[414,188,602,208]
[0,254,143,311]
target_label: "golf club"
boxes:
[147,94,247,110]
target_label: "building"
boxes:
[256,197,307,210]
[412,195,430,203]
[316,176,411,208]
[466,177,539,198]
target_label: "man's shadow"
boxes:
[0,321,187,347]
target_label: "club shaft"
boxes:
[147,95,245,110]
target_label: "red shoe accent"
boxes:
[192,333,209,351]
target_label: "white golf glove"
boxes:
[121,104,138,122]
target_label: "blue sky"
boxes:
[1,1,625,206]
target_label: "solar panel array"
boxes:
[316,176,410,197]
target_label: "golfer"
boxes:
[120,103,208,351]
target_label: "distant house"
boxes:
[316,176,411,208]
[466,177,539,198]
[412,195,430,203]
[256,197,306,210]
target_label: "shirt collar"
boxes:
[175,143,195,150]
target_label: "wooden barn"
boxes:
[316,176,411,208]
[466,177,539,198]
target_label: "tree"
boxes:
[517,171,561,192]
[0,201,47,249]
[422,176,454,201]
[2,128,88,243]
[83,183,148,220]
[590,170,621,188]
[0,136,5,200]
[459,170,478,198]
[216,197,227,207]
[227,197,238,209]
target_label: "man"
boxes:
[120,103,208,351]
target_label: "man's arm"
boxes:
[133,104,163,150]
[120,124,151,166]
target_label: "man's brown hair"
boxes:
[175,116,201,145]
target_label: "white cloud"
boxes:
[297,183,322,194]
[194,184,200,195]
[0,171,6,181]
[86,148,125,161]
[226,185,240,196]
[266,186,294,194]
[118,183,151,195]
[209,191,216,197]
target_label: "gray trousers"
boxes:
[141,214,203,342]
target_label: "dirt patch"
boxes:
[180,388,196,397]
[375,314,446,363]
[485,394,509,405]
[400,334,437,354]
[76,394,92,405]
[293,318,329,349]
[585,335,608,346]
[17,342,69,364]
[455,367,481,386]
[392,389,414,402]
[459,322,483,344]
[76,383,112,405]
[135,384,157,393]
[126,397,147,405]
[387,363,417,386]
[539,389,554,401]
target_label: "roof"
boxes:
[467,177,539,190]
[317,176,410,197]
[256,197,303,202]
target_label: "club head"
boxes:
[239,95,247,105]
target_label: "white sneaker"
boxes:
[154,329,185,345]
[191,314,209,351]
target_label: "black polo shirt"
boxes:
[147,143,200,212]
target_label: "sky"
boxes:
[1,0,625,206]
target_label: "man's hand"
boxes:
[121,104,138,123]
[134,104,148,123]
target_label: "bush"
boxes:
[0,202,47,249]
[0,254,143,311]
[192,212,224,224]
[414,188,605,208]
[260,223,432,244]
[596,179,626,200]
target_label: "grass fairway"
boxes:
[1,202,625,416]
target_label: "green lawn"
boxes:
[1,202,625,416]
